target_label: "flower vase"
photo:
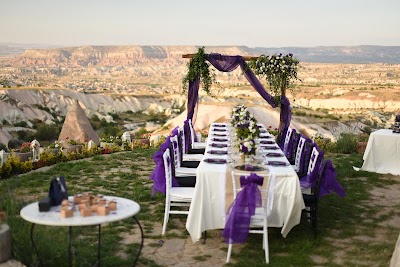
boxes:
[241,154,252,164]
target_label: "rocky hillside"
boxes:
[2,45,400,64]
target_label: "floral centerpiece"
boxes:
[239,138,256,156]
[230,104,248,127]
[230,105,260,161]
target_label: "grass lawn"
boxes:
[0,149,399,266]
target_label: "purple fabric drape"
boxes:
[149,136,179,196]
[300,148,325,189]
[222,173,264,244]
[187,76,200,121]
[185,53,292,130]
[172,126,179,137]
[183,119,190,153]
[319,160,346,197]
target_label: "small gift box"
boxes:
[91,204,99,213]
[108,200,117,211]
[74,194,82,204]
[60,208,73,218]
[80,207,92,217]
[97,205,109,216]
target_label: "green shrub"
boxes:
[315,136,335,152]
[34,124,60,142]
[334,133,357,154]
[0,143,8,152]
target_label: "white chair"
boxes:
[226,170,275,264]
[162,148,194,235]
[292,136,307,172]
[307,146,320,175]
[282,127,294,155]
[301,146,323,195]
[188,119,206,150]
[179,127,203,162]
[170,135,197,177]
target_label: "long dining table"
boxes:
[186,123,305,243]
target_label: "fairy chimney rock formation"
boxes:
[58,100,100,144]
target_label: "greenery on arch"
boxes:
[181,47,218,97]
[248,53,301,103]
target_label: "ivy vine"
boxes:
[182,47,217,97]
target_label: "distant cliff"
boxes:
[2,45,400,65]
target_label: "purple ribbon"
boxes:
[319,160,346,198]
[149,136,179,196]
[222,173,264,244]
[300,147,325,188]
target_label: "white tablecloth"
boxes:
[186,123,305,243]
[361,129,400,175]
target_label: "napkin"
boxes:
[212,133,227,137]
[260,140,275,145]
[267,161,289,166]
[266,152,284,157]
[204,158,227,164]
[213,138,228,142]
[261,145,279,150]
[211,143,228,148]
[208,150,228,155]
[214,128,227,132]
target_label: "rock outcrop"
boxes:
[58,100,100,144]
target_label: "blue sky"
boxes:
[1,0,399,47]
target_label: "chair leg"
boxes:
[226,244,232,263]
[312,208,318,239]
[202,231,207,244]
[162,202,170,235]
[264,228,269,264]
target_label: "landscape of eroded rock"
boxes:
[1,45,400,141]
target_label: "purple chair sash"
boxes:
[319,160,346,197]
[300,148,325,189]
[222,173,264,244]
[149,136,179,196]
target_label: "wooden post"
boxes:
[0,224,12,263]
[182,54,259,61]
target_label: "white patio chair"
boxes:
[188,119,206,150]
[292,136,307,172]
[170,135,197,177]
[162,148,194,235]
[282,127,295,156]
[178,127,203,162]
[225,170,275,264]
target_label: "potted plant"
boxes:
[48,141,63,154]
[64,138,83,153]
[132,133,151,148]
[100,136,121,148]
[14,142,33,162]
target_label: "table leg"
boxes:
[97,224,101,267]
[68,226,72,267]
[132,216,144,267]
[30,223,43,266]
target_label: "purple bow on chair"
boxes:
[222,173,264,244]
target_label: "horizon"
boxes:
[1,0,400,47]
